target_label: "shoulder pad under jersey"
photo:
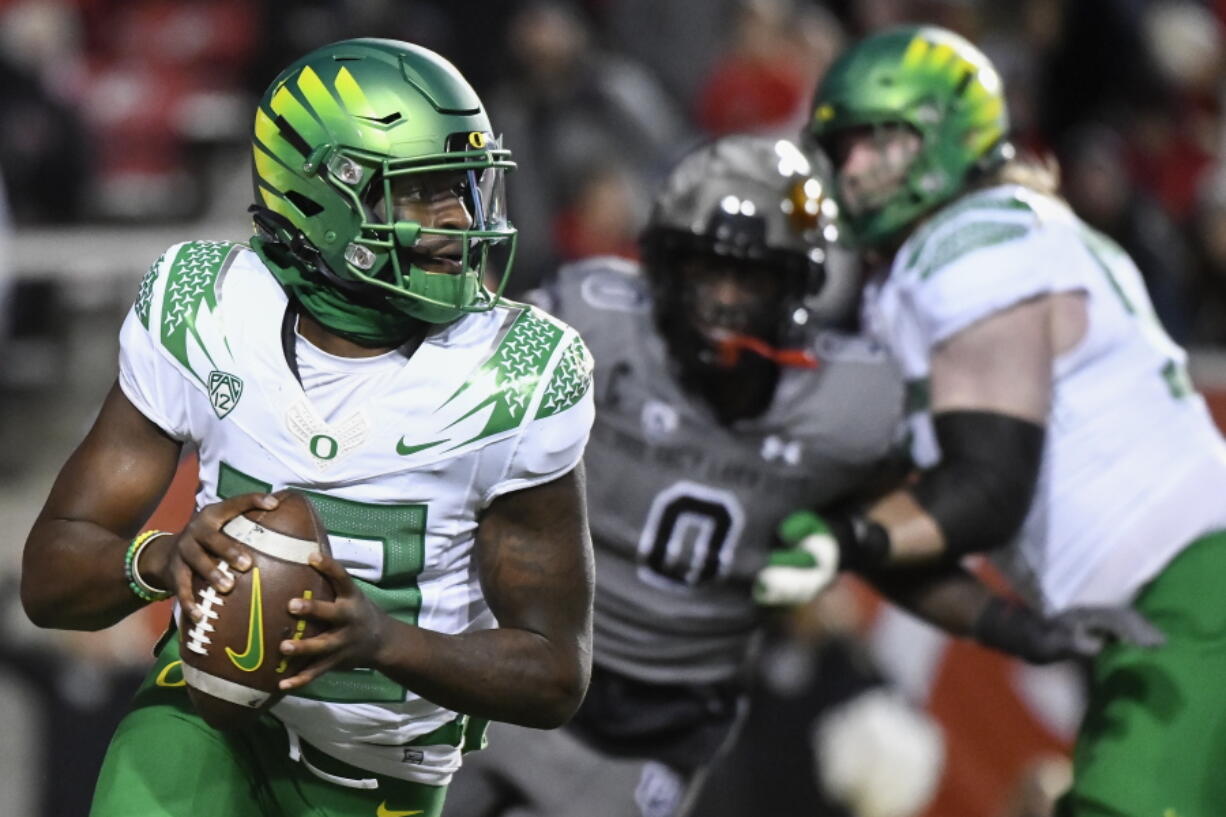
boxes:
[436,302,594,449]
[898,186,1052,282]
[132,240,246,385]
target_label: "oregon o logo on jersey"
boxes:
[309,434,339,460]
[208,370,244,419]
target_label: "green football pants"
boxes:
[1058,529,1226,817]
[90,640,448,817]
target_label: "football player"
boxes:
[21,39,596,817]
[445,135,913,817]
[799,25,1226,816]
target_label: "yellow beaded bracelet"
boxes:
[124,530,173,603]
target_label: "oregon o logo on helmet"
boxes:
[309,434,339,460]
[467,131,487,149]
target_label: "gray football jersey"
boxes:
[540,257,905,685]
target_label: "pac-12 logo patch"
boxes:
[208,370,244,419]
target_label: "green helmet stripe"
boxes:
[253,142,297,185]
[270,81,330,147]
[252,108,314,173]
[292,66,351,139]
[252,108,278,150]
[253,144,303,222]
[333,65,377,118]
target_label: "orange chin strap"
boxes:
[713,332,819,369]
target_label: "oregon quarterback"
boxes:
[21,39,595,817]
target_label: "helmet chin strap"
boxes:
[709,330,819,369]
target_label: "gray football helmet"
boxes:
[640,135,838,380]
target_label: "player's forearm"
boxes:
[864,490,947,563]
[21,383,182,630]
[21,518,149,630]
[862,562,992,637]
[371,621,591,728]
[854,412,1044,567]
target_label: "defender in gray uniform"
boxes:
[446,137,904,817]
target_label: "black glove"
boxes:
[973,598,1166,665]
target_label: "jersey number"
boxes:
[218,462,425,703]
[637,481,744,587]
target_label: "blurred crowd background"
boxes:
[0,1,1224,816]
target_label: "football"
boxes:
[178,489,335,730]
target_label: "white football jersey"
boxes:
[863,185,1226,612]
[119,240,595,784]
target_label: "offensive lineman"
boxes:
[798,25,1226,817]
[21,39,595,817]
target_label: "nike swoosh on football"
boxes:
[395,437,445,456]
[226,567,265,672]
[375,802,423,817]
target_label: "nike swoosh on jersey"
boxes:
[375,803,423,817]
[396,437,445,456]
[225,567,265,672]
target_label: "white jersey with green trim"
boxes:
[863,184,1226,613]
[118,240,595,785]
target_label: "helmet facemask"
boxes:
[666,251,814,364]
[641,137,835,423]
[305,137,517,325]
[825,123,924,228]
[647,242,820,425]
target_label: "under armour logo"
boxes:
[634,761,683,817]
[641,400,679,439]
[761,435,802,465]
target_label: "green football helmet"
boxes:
[806,25,1013,248]
[250,38,516,337]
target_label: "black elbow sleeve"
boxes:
[909,410,1045,558]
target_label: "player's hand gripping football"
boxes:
[753,510,841,606]
[276,552,389,691]
[145,492,280,621]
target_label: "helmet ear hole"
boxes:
[285,191,324,217]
